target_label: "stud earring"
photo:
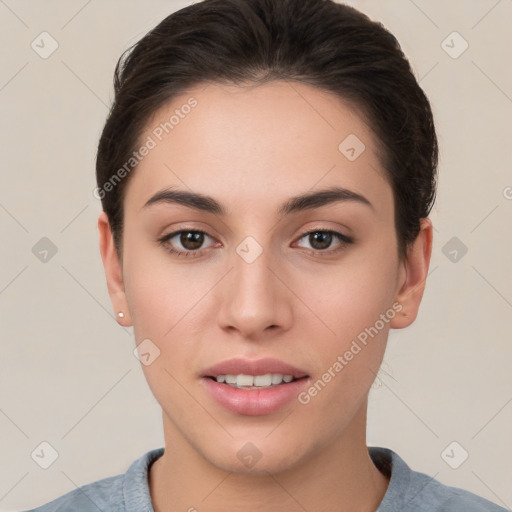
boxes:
[117,312,125,319]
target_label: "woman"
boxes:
[26,0,507,510]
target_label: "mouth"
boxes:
[200,357,310,415]
[201,357,309,384]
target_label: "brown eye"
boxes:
[308,231,333,250]
[158,229,215,258]
[295,229,353,254]
[178,231,205,250]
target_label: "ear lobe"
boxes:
[98,211,132,326]
[390,218,433,329]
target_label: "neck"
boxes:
[149,403,389,512]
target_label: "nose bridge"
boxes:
[218,234,290,336]
[233,237,273,292]
[232,234,276,304]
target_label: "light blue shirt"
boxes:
[23,446,508,511]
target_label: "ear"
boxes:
[390,217,433,329]
[98,211,132,327]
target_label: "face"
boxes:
[99,80,431,475]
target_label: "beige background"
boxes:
[0,0,511,510]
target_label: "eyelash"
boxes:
[157,228,353,259]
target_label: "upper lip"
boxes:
[202,358,309,379]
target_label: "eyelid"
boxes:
[158,228,218,250]
[296,226,353,243]
[293,227,353,254]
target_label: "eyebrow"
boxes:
[142,186,374,216]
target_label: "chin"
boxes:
[199,434,312,477]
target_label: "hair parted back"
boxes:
[96,0,438,261]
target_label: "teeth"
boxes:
[254,374,272,386]
[215,373,296,388]
[271,373,282,385]
[237,374,253,387]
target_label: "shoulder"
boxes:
[21,474,123,512]
[409,471,508,511]
[439,487,509,511]
[21,447,165,512]
[369,446,508,512]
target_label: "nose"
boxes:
[217,242,293,340]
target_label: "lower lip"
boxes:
[201,377,310,416]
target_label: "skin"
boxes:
[98,80,433,512]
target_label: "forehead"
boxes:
[124,80,392,218]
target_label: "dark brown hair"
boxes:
[95,0,438,261]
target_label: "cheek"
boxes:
[291,248,399,403]
[122,231,209,338]
[294,249,399,345]
[122,245,219,405]
[123,257,211,416]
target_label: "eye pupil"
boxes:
[181,231,204,250]
[310,232,332,250]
